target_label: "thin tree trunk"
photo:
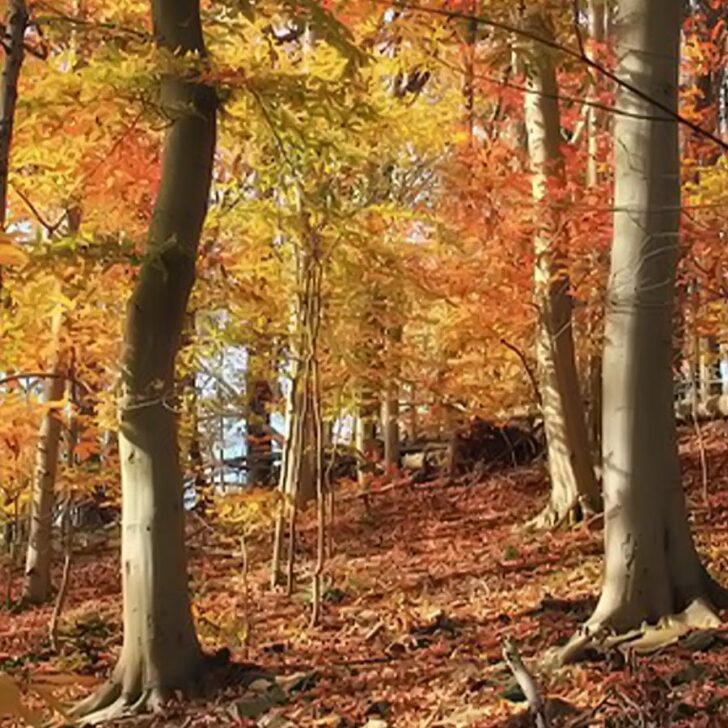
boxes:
[576,0,726,638]
[24,311,65,604]
[522,12,600,528]
[356,390,378,487]
[0,0,26,226]
[278,366,316,506]
[585,0,606,461]
[182,313,208,511]
[24,202,83,603]
[49,493,73,652]
[0,0,28,295]
[246,351,274,486]
[271,257,321,587]
[382,392,400,471]
[73,0,217,720]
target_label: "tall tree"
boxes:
[522,12,600,527]
[0,0,27,229]
[73,0,217,720]
[0,0,28,297]
[584,0,607,458]
[565,0,727,650]
[23,307,66,603]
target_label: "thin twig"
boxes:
[500,338,542,406]
[502,638,550,728]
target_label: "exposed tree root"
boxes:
[551,596,722,669]
[527,502,565,531]
[78,690,159,726]
[69,651,226,725]
[70,679,122,722]
[527,494,588,531]
[73,678,192,725]
[71,648,232,725]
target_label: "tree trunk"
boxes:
[356,389,379,487]
[278,367,316,507]
[585,0,606,460]
[246,350,274,487]
[582,0,726,635]
[24,204,83,603]
[522,13,600,528]
[0,0,27,296]
[382,391,400,471]
[74,0,217,720]
[0,0,26,227]
[24,312,65,604]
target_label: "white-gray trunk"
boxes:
[74,1,217,719]
[586,0,605,189]
[278,369,316,507]
[590,0,724,631]
[585,0,607,464]
[24,313,65,604]
[523,13,600,526]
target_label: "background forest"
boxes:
[1,0,728,726]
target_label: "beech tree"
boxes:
[522,12,600,527]
[23,312,65,603]
[73,0,217,720]
[564,0,728,653]
[0,0,27,234]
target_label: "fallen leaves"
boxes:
[2,432,728,726]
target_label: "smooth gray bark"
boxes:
[75,0,216,720]
[585,0,606,458]
[24,313,65,603]
[587,0,725,632]
[523,13,600,527]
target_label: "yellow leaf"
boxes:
[41,394,68,411]
[0,235,29,267]
[0,672,42,727]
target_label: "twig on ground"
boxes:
[503,638,550,728]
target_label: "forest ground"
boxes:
[4,426,728,727]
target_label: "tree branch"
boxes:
[0,371,91,394]
[500,338,542,407]
[388,0,728,152]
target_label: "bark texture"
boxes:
[278,372,316,507]
[585,0,606,459]
[586,0,725,634]
[24,207,82,603]
[24,313,65,604]
[75,0,216,720]
[0,0,26,228]
[523,14,600,527]
[0,0,27,298]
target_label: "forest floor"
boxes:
[4,425,728,727]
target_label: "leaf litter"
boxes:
[2,424,728,726]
